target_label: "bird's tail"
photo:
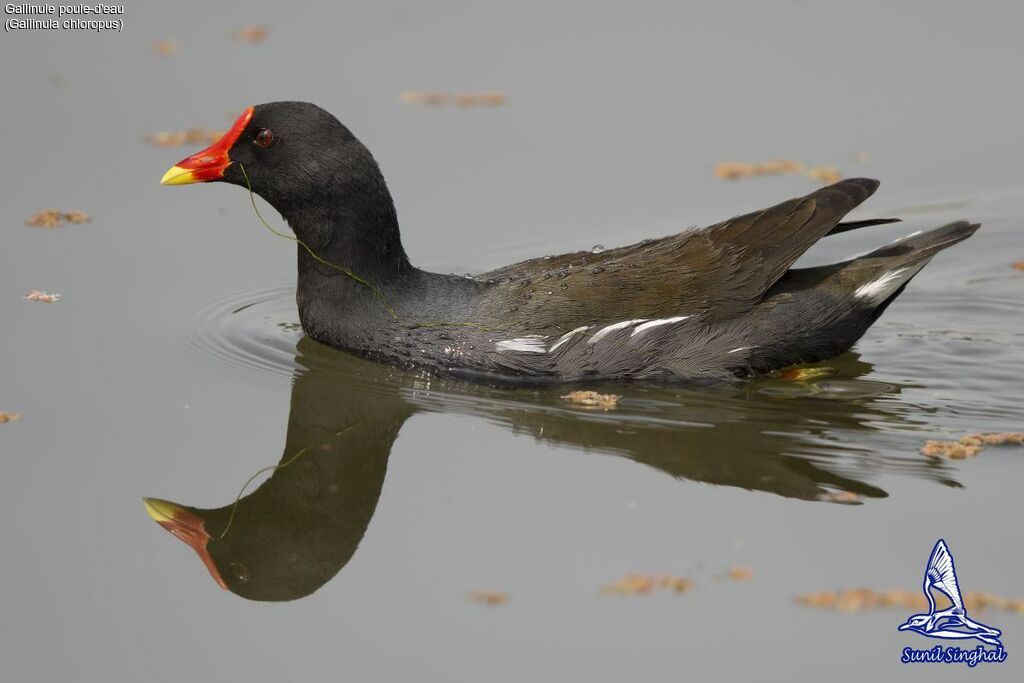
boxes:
[854,220,980,270]
[740,221,980,374]
[833,220,980,314]
[775,220,980,310]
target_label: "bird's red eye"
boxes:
[229,562,251,583]
[254,128,274,148]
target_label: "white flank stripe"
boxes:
[588,318,649,344]
[549,326,590,352]
[727,346,751,354]
[495,336,548,353]
[631,316,690,337]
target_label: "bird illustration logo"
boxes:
[898,539,1002,647]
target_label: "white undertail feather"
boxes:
[631,316,691,337]
[854,261,929,304]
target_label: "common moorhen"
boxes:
[161,102,979,383]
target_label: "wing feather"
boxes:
[477,179,880,335]
[926,540,965,612]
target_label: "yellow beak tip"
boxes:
[143,497,179,522]
[160,165,196,186]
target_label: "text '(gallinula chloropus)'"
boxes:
[161,102,979,383]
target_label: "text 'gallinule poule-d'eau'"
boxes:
[161,102,979,384]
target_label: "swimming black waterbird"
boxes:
[161,102,979,383]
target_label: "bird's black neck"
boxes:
[279,175,412,279]
[275,169,421,337]
[267,155,486,347]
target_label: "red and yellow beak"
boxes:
[160,106,254,186]
[143,497,228,590]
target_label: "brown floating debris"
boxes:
[922,432,1024,460]
[62,210,91,224]
[26,209,91,228]
[794,590,839,608]
[727,566,755,581]
[796,588,1024,615]
[657,575,695,593]
[561,390,620,411]
[817,490,863,505]
[153,40,180,56]
[1012,261,1024,271]
[713,159,841,184]
[234,25,270,43]
[467,590,508,606]
[922,440,981,459]
[801,165,843,184]
[0,412,20,424]
[144,128,226,148]
[715,160,802,179]
[26,210,62,227]
[968,432,1024,445]
[23,290,61,303]
[602,574,693,596]
[795,588,926,613]
[602,574,655,595]
[398,90,507,107]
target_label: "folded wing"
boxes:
[479,179,882,335]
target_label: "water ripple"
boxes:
[172,262,1021,503]
[178,275,302,382]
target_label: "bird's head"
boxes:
[898,614,932,631]
[142,495,345,602]
[160,101,392,232]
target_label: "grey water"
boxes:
[1,1,1022,680]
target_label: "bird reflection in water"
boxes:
[144,338,958,601]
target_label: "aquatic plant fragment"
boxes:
[467,591,509,606]
[23,290,61,303]
[154,40,179,56]
[714,159,841,184]
[561,390,620,410]
[234,25,270,43]
[601,574,694,596]
[398,90,507,107]
[26,209,90,227]
[727,566,755,581]
[922,432,1024,460]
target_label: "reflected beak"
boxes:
[160,106,254,185]
[143,497,228,590]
